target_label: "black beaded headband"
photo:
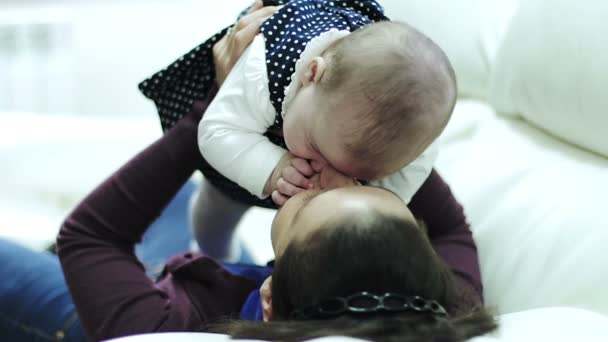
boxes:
[290,292,449,320]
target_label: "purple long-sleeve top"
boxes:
[57,96,482,341]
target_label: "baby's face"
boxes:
[283,88,373,179]
[283,100,344,172]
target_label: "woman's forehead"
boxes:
[275,185,414,257]
[297,186,409,223]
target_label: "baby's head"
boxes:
[283,21,456,180]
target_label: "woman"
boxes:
[1,3,495,341]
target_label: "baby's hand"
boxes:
[272,157,315,206]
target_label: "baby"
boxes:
[140,0,456,261]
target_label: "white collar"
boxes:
[281,28,351,118]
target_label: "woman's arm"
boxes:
[57,104,200,338]
[57,6,279,340]
[58,98,261,341]
[57,101,238,340]
[408,169,483,306]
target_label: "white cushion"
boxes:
[436,100,608,315]
[471,307,608,341]
[490,0,608,157]
[104,308,608,341]
[381,0,520,99]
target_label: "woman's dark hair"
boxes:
[205,210,496,341]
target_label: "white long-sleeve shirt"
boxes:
[198,31,437,203]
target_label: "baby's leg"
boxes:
[189,178,250,262]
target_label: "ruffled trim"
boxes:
[281,29,351,118]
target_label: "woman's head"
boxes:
[270,185,413,257]
[283,21,457,180]
[270,187,456,320]
[206,185,496,341]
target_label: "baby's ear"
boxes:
[301,57,327,86]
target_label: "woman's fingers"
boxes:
[232,14,272,54]
[213,4,278,87]
[236,5,278,31]
[246,0,263,14]
[212,36,230,86]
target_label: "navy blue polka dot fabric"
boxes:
[138,0,387,208]
[261,0,386,126]
[139,28,226,133]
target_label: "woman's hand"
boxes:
[213,1,279,86]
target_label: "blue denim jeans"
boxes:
[0,181,197,342]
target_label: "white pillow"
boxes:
[436,101,608,315]
[381,0,519,99]
[490,0,608,157]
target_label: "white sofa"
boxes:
[115,0,608,340]
[3,0,608,340]
[385,0,608,317]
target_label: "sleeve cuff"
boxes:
[237,143,287,199]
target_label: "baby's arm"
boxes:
[199,35,286,198]
[369,142,438,203]
[272,159,365,205]
[270,156,315,205]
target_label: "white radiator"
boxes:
[0,17,76,114]
[0,0,248,116]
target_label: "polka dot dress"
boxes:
[139,0,387,208]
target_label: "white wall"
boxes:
[0,0,250,117]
